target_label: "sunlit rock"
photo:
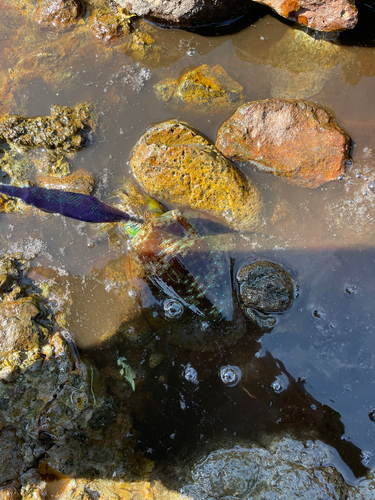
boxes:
[36,168,96,194]
[90,8,132,42]
[130,119,263,230]
[216,99,351,188]
[256,0,357,32]
[34,0,83,30]
[115,0,252,28]
[154,64,243,115]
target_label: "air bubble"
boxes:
[164,299,184,319]
[356,172,363,179]
[368,181,375,193]
[337,174,345,181]
[271,374,289,393]
[363,147,374,157]
[183,363,198,384]
[186,48,196,56]
[201,321,210,331]
[219,365,242,387]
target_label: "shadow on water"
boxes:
[80,245,375,484]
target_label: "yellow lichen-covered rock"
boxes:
[154,64,244,115]
[121,31,162,65]
[129,120,263,231]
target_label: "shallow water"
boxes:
[1,0,375,487]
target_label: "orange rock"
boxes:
[216,99,351,188]
[257,0,357,31]
[130,120,263,231]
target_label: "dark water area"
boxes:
[1,0,375,492]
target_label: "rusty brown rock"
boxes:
[216,99,351,188]
[154,64,243,115]
[90,9,132,42]
[256,0,357,32]
[130,120,263,231]
[34,0,83,30]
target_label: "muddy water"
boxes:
[1,0,375,484]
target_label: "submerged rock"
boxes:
[130,120,263,231]
[90,8,132,42]
[236,260,297,328]
[0,103,94,153]
[36,168,96,194]
[180,436,350,499]
[154,64,243,115]
[34,0,83,30]
[121,31,162,66]
[216,99,351,188]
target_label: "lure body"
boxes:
[0,184,135,223]
[127,209,234,322]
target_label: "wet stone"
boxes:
[216,99,351,188]
[34,0,83,30]
[90,9,132,42]
[36,168,96,195]
[130,119,263,231]
[121,31,162,66]
[0,103,94,153]
[237,261,297,327]
[180,435,350,499]
[154,64,244,115]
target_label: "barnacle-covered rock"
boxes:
[130,120,263,231]
[154,64,243,115]
[236,261,297,328]
[0,103,94,153]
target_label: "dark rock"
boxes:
[34,0,83,30]
[114,0,252,28]
[236,260,297,327]
[0,430,25,485]
[154,64,244,115]
[216,99,351,188]
[130,119,263,231]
